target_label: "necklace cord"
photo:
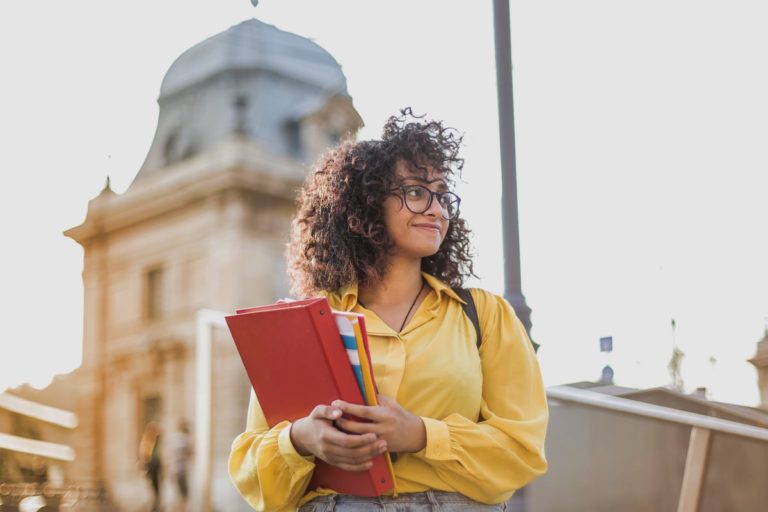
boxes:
[357,279,426,332]
[399,280,426,332]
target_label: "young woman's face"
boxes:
[383,159,451,260]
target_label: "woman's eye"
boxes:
[406,187,424,198]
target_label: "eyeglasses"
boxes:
[392,184,461,220]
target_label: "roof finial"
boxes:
[97,175,114,199]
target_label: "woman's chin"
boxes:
[390,246,441,261]
[415,245,443,259]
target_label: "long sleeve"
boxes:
[409,290,548,504]
[228,390,316,511]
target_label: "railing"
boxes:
[547,385,768,512]
[0,393,77,462]
[0,483,109,511]
[0,394,77,430]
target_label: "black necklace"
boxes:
[358,280,426,332]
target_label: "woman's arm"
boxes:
[228,391,316,511]
[413,290,548,502]
[228,391,386,511]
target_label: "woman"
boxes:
[229,109,548,511]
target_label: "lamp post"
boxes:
[493,0,533,339]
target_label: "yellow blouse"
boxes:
[228,273,548,511]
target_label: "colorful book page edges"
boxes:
[332,311,397,492]
[334,314,368,404]
[352,319,378,407]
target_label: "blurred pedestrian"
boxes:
[171,419,192,509]
[138,421,162,512]
[30,456,48,486]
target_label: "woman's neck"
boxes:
[358,257,424,309]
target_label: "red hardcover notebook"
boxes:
[225,297,395,496]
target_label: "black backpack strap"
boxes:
[453,287,482,348]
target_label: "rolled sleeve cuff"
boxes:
[277,423,316,472]
[417,416,453,461]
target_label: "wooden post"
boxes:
[677,427,712,512]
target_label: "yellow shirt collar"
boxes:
[331,272,466,311]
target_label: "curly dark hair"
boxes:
[287,108,475,297]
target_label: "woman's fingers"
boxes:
[314,422,387,465]
[376,394,396,408]
[333,460,374,472]
[331,400,381,420]
[334,417,379,435]
[294,402,395,469]
[323,441,386,465]
[302,401,400,468]
[320,428,376,449]
[309,404,342,421]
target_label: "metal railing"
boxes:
[547,385,768,512]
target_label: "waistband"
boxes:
[300,490,505,510]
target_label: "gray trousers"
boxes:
[298,491,509,511]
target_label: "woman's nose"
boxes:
[424,193,444,217]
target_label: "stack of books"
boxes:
[226,297,396,496]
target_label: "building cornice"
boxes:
[64,138,306,246]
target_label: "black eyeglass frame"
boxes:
[391,184,462,220]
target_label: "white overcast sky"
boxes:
[1,1,766,406]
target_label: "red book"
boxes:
[225,297,395,496]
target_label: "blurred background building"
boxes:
[2,18,361,511]
[2,14,768,512]
[63,18,360,511]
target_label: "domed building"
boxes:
[63,18,362,511]
[136,17,357,180]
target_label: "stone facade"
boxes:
[749,330,768,410]
[63,18,361,511]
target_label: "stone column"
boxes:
[71,234,108,485]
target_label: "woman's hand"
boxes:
[332,395,427,454]
[289,404,387,471]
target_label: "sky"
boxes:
[1,1,766,407]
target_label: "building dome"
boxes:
[160,18,347,99]
[132,18,358,184]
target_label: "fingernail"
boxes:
[331,400,341,407]
[331,409,341,418]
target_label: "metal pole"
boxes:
[493,0,533,337]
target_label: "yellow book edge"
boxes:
[349,317,398,495]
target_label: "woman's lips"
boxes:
[413,223,441,232]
